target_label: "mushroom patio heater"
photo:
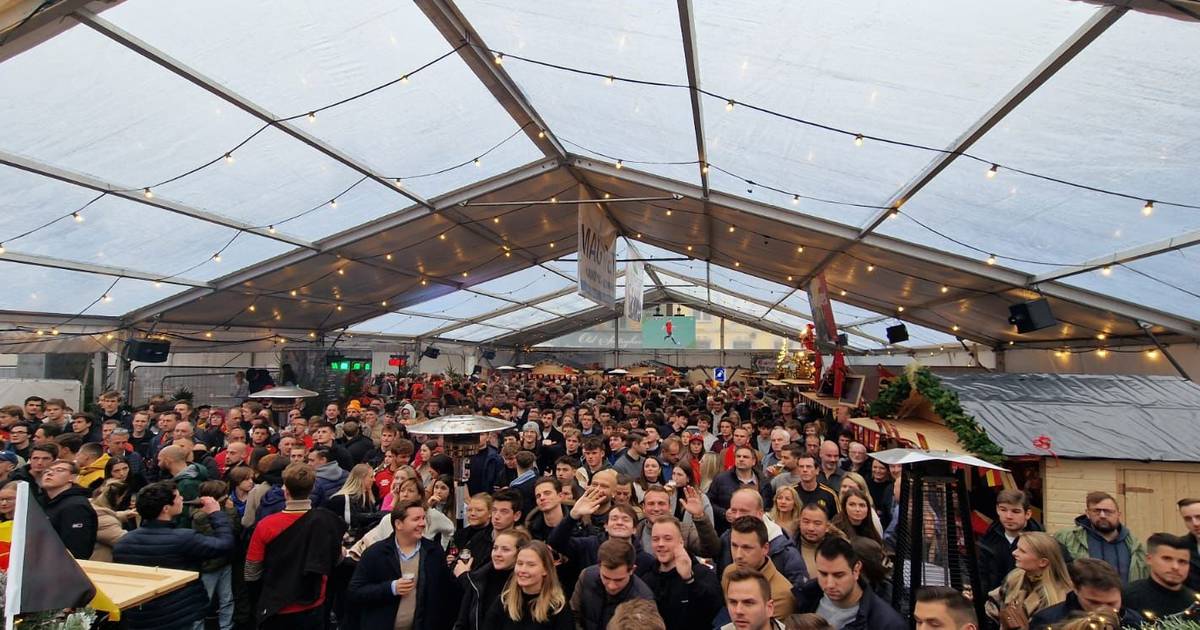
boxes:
[406,414,515,518]
[872,448,1007,625]
[248,384,319,426]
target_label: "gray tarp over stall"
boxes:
[937,373,1200,462]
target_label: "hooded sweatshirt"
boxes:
[310,461,347,508]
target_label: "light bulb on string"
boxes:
[537,130,545,139]
[986,254,997,266]
[212,253,222,262]
[337,268,345,276]
[665,209,672,216]
[0,243,6,254]
[549,242,556,248]
[493,53,503,65]
[386,253,393,261]
[1096,333,1107,340]
[986,164,998,179]
[897,306,905,312]
[1142,201,1154,216]
[700,164,709,174]
[224,153,234,164]
[1101,266,1113,276]
[728,225,736,233]
[1097,349,1108,358]
[839,290,847,296]
[796,246,804,253]
[329,199,338,209]
[395,178,403,187]
[792,195,800,205]
[72,211,83,222]
[686,245,693,252]
[725,100,736,112]
[605,75,614,86]
[143,188,154,199]
[336,304,343,311]
[290,290,298,297]
[307,111,316,122]
[247,304,255,312]
[102,294,111,302]
[267,225,276,234]
[867,264,875,272]
[951,325,960,332]
[205,331,213,338]
[473,158,481,167]
[400,75,409,84]
[940,285,949,293]
[853,134,864,147]
[615,160,623,170]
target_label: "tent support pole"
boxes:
[1141,324,1191,381]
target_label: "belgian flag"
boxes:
[1,481,96,628]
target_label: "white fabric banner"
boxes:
[577,204,617,307]
[624,260,645,321]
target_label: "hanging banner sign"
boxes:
[578,204,617,307]
[806,273,839,353]
[624,260,645,322]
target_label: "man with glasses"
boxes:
[6,422,32,460]
[41,460,98,558]
[1054,490,1147,583]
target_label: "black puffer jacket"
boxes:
[113,511,235,630]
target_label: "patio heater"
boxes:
[872,448,1007,626]
[248,384,319,427]
[406,414,515,519]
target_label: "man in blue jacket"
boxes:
[113,481,234,630]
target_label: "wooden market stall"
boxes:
[866,370,1200,537]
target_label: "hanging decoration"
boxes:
[868,365,1004,464]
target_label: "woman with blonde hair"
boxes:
[325,463,381,543]
[486,540,573,629]
[769,485,802,540]
[698,451,723,493]
[986,531,1073,628]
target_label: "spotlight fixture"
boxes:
[1008,298,1057,334]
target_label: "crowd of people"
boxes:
[1,373,1198,630]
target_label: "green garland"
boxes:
[868,367,1005,464]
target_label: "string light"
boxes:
[896,306,905,312]
[308,332,316,338]
[381,300,388,306]
[866,264,875,272]
[951,324,960,331]
[725,100,735,112]
[247,304,256,312]
[786,275,793,281]
[686,245,693,252]
[796,246,804,253]
[1142,200,1154,216]
[50,328,59,335]
[267,225,276,234]
[420,278,428,286]
[940,285,949,293]
[1147,349,1159,359]
[385,253,393,261]
[336,304,343,311]
[1096,333,1107,340]
[839,290,847,296]
[887,209,899,219]
[102,293,111,302]
[35,329,43,336]
[224,153,234,164]
[603,193,611,199]
[537,130,545,139]
[665,209,672,216]
[734,261,741,267]
[493,53,503,65]
[986,164,998,179]
[636,233,642,238]
[461,271,469,277]
[550,197,558,203]
[290,290,298,296]
[700,164,709,174]
[337,268,345,275]
[400,75,409,84]
[142,188,153,199]
[728,225,736,233]
[1101,265,1113,276]
[72,211,83,222]
[549,242,556,248]
[0,244,5,254]
[307,111,316,122]
[1097,348,1108,358]
[204,331,213,338]
[212,253,222,262]
[153,282,162,288]
[986,254,997,265]
[493,216,500,223]
[853,134,864,147]
[615,160,623,169]
[605,75,614,86]
[505,251,511,257]
[792,195,800,205]
[439,233,447,239]
[473,158,481,166]
[329,199,338,208]
[395,178,403,187]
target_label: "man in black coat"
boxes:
[706,446,773,530]
[570,539,654,630]
[348,500,459,630]
[40,460,97,559]
[977,489,1044,595]
[638,516,722,630]
[113,481,234,630]
[795,537,905,630]
[1029,558,1144,627]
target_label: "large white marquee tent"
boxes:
[1,0,1198,361]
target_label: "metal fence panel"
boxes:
[130,366,278,408]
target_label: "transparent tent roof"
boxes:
[1,0,1198,354]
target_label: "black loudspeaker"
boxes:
[422,347,441,359]
[482,350,496,360]
[836,333,848,347]
[886,324,909,344]
[1008,298,1057,333]
[124,338,170,363]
